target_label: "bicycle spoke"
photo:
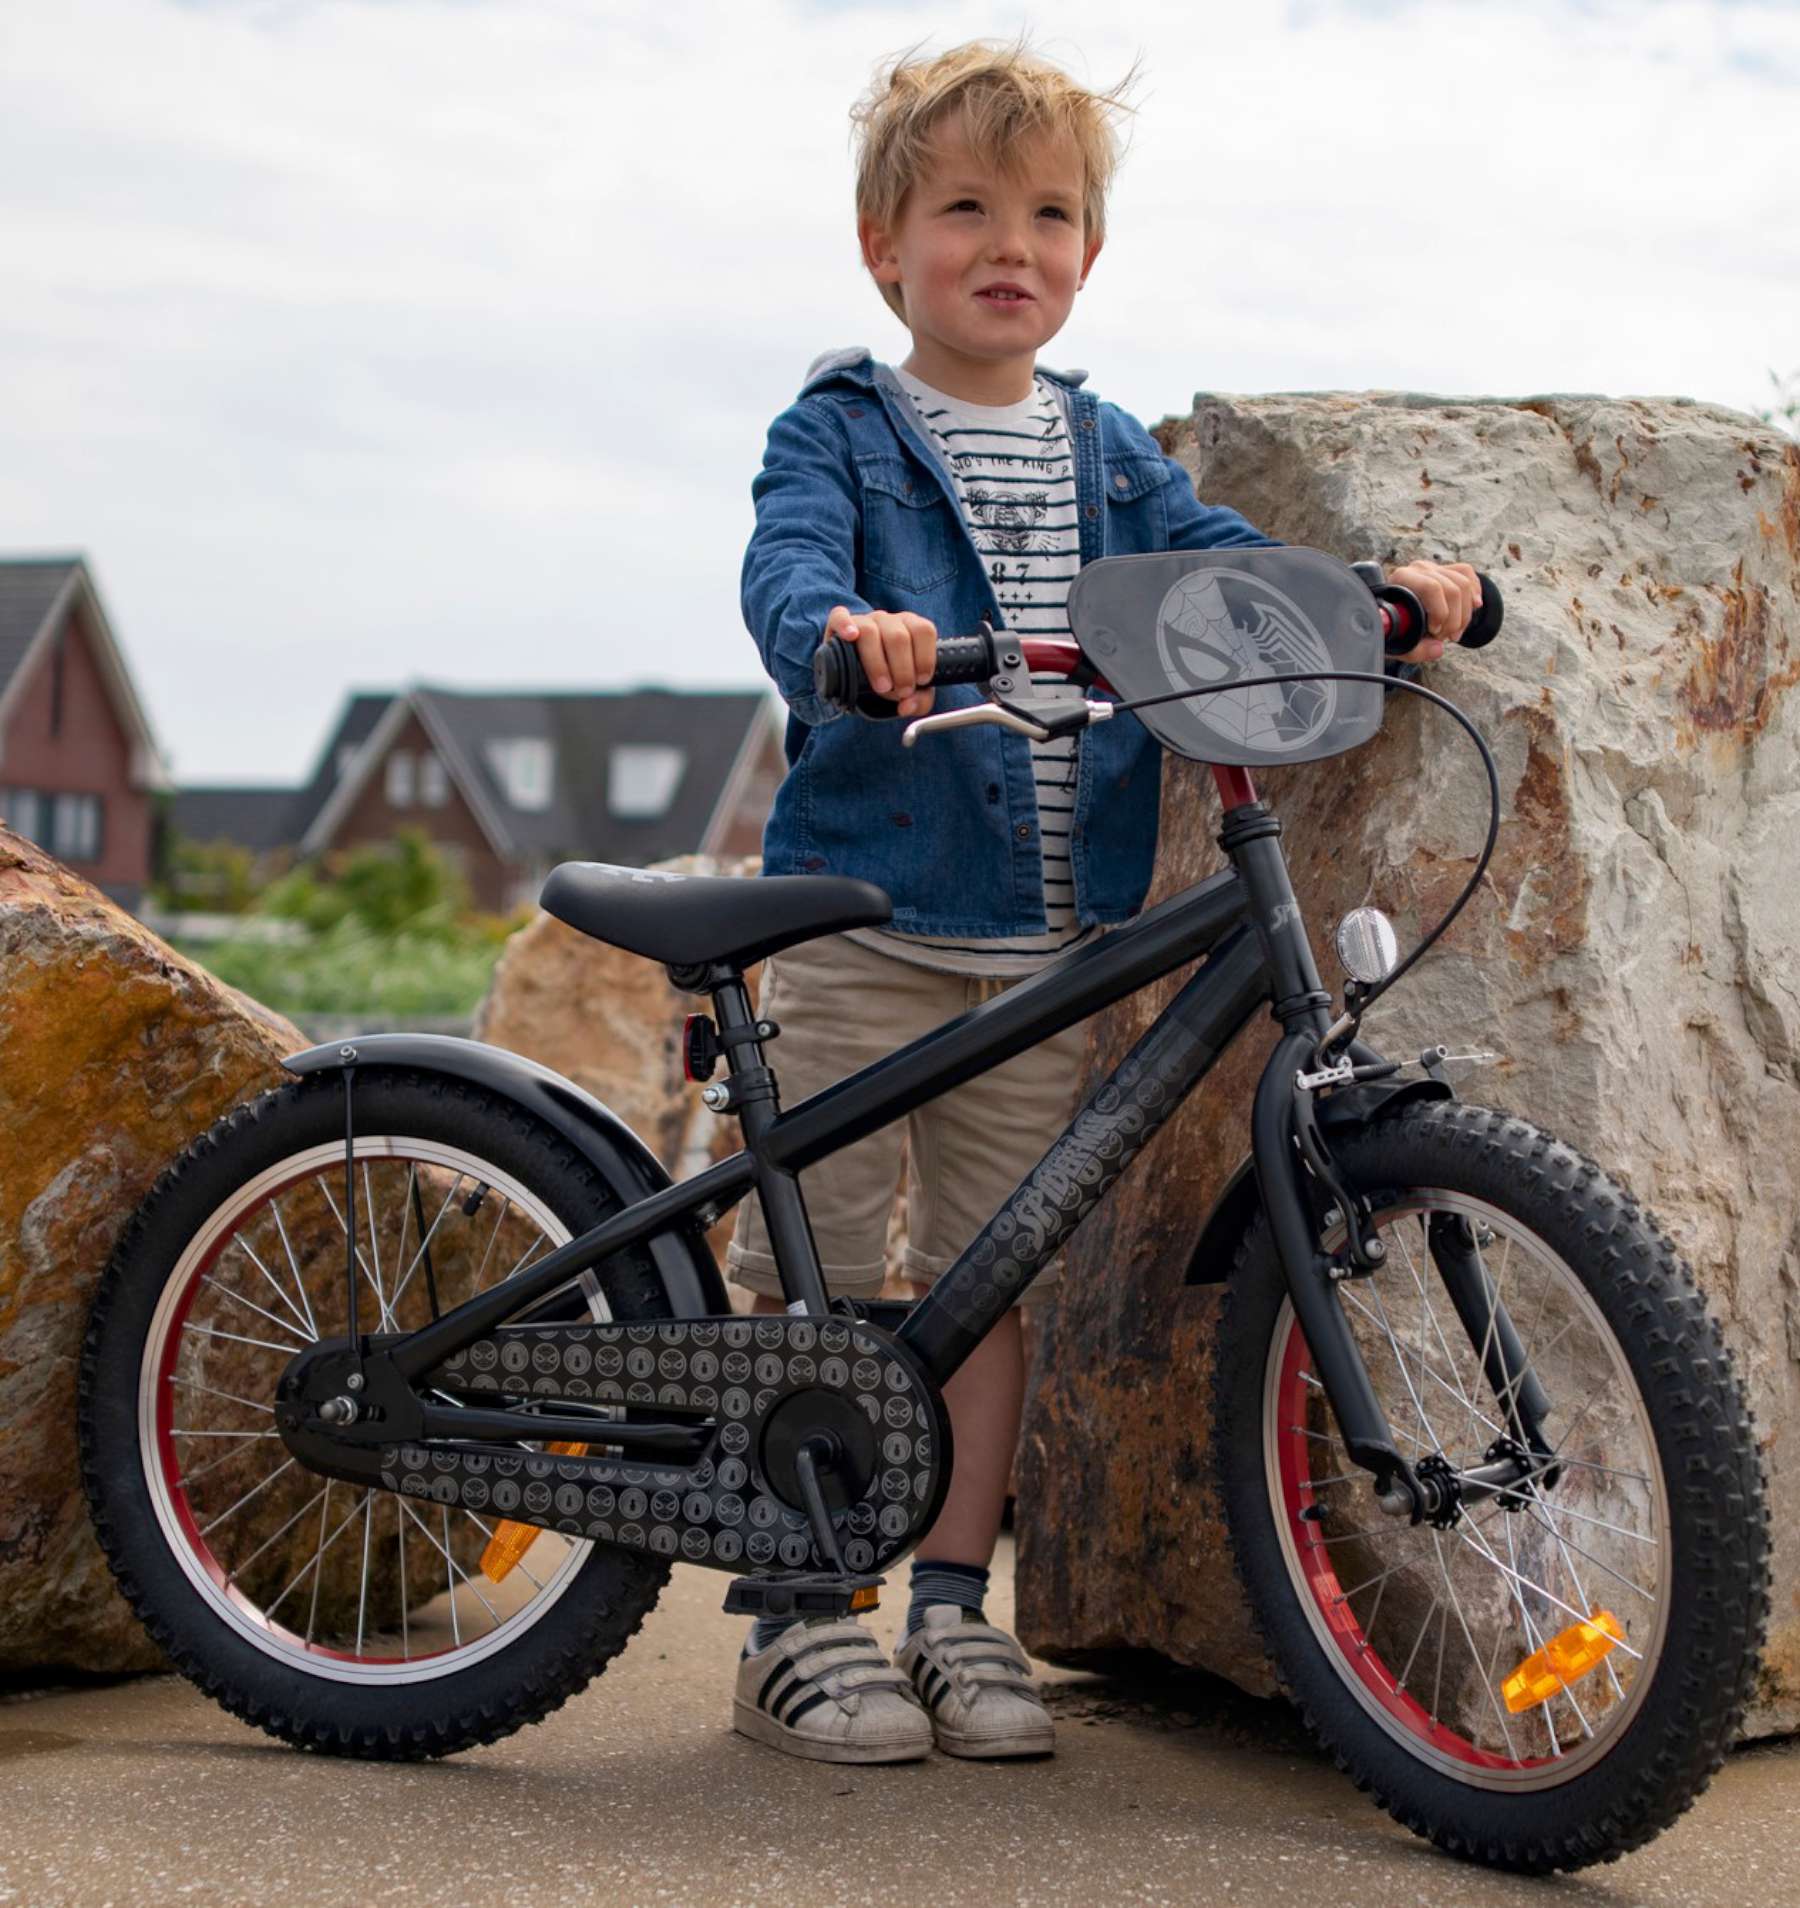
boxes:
[356,1492,374,1656]
[1448,1526,1643,1660]
[1435,1531,1520,1758]
[200,1274,312,1347]
[169,1376,274,1415]
[1504,1508,1586,1746]
[459,1509,550,1593]
[400,1498,502,1633]
[319,1177,395,1332]
[184,1323,299,1357]
[387,1175,466,1315]
[1395,1589,1441,1694]
[198,1457,299,1537]
[225,1482,330,1586]
[363,1163,387,1329]
[267,1196,321,1337]
[396,1495,410,1661]
[232,1233,317,1342]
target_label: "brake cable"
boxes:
[1096,667,1503,1042]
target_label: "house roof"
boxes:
[298,685,778,867]
[170,786,306,852]
[0,555,172,790]
[286,691,393,844]
[0,560,79,700]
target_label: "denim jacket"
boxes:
[740,348,1278,937]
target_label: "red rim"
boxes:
[1273,1313,1549,1772]
[147,1167,478,1668]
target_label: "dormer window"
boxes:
[608,745,686,819]
[486,738,554,812]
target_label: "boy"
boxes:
[729,40,1480,1765]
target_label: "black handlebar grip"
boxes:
[1378,572,1505,654]
[811,628,1001,718]
[1460,572,1505,649]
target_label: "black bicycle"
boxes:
[79,548,1767,1874]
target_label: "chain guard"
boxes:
[356,1317,950,1577]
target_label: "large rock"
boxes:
[1015,394,1800,1735]
[0,829,308,1673]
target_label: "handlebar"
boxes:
[811,566,1504,718]
[812,626,1006,720]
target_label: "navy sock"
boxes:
[745,1613,801,1656]
[906,1559,989,1638]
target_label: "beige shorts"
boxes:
[725,933,1090,1308]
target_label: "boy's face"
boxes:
[860,122,1102,400]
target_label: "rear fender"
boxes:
[1182,1077,1453,1285]
[283,1033,730,1317]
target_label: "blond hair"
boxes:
[851,38,1137,320]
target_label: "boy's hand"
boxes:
[824,606,937,716]
[1383,561,1483,665]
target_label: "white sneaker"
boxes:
[895,1606,1056,1759]
[733,1618,932,1764]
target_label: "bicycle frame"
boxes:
[362,762,1458,1507]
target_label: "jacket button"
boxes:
[1080,416,1096,432]
[1015,824,1032,840]
[1085,504,1099,520]
[846,405,864,418]
[1114,473,1129,489]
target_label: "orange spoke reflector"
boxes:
[479,1442,586,1583]
[1502,1610,1624,1713]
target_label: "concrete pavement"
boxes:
[3,1536,1796,1907]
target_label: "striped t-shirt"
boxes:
[849,368,1100,979]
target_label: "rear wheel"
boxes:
[1214,1101,1768,1871]
[80,1069,680,1758]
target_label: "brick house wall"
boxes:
[0,598,151,903]
[325,710,511,911]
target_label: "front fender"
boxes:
[283,1033,730,1318]
[1182,1077,1454,1286]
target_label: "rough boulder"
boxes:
[1014,393,1800,1736]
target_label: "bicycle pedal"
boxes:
[722,1571,884,1622]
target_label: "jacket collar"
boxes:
[798,346,1089,398]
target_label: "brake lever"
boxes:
[901,705,1052,747]
[900,700,1115,748]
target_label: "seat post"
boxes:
[710,973,832,1317]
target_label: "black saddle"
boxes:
[539,863,892,970]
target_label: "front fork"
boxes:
[1225,794,1551,1526]
[1251,1033,1555,1523]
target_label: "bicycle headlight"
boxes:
[1335,907,1399,985]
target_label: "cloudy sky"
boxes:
[2,0,1793,785]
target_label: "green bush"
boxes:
[261,829,470,937]
[178,830,518,1016]
[155,835,261,914]
[175,917,504,1017]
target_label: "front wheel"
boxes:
[1214,1100,1768,1873]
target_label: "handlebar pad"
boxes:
[812,628,1000,719]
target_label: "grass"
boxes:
[172,917,507,1018]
